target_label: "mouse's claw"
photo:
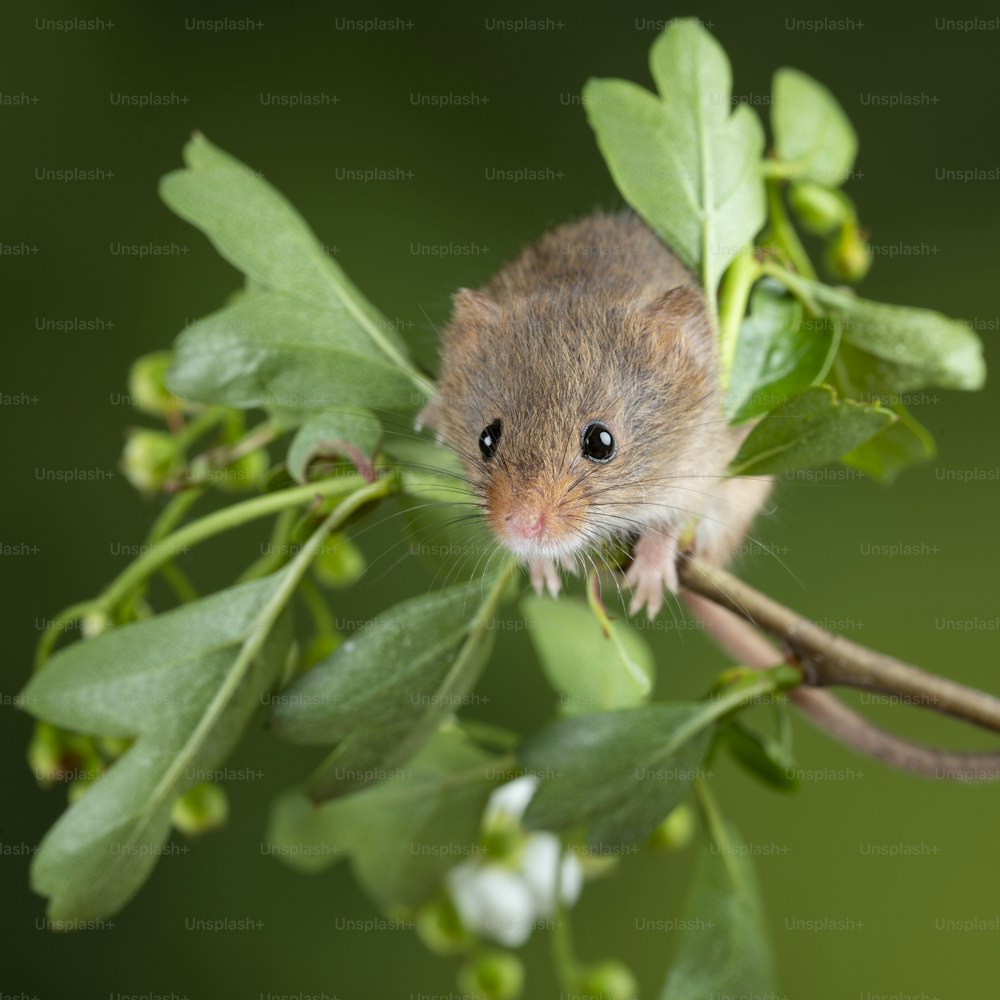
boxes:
[529,557,562,598]
[625,530,679,619]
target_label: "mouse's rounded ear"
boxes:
[445,287,502,342]
[640,285,715,366]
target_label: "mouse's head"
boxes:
[419,283,723,565]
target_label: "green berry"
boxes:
[121,429,180,495]
[172,782,229,835]
[457,950,525,1000]
[647,802,696,853]
[575,959,640,1000]
[788,181,852,235]
[127,351,181,416]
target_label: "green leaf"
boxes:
[270,581,497,799]
[519,704,714,849]
[771,67,857,186]
[584,18,765,299]
[266,729,498,907]
[287,407,382,484]
[729,385,894,476]
[167,292,418,413]
[726,280,838,420]
[809,282,986,392]
[266,787,354,875]
[20,575,294,921]
[521,596,653,714]
[723,720,798,792]
[161,134,426,412]
[840,403,936,484]
[660,821,777,998]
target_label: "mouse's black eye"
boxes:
[479,419,502,461]
[581,421,616,463]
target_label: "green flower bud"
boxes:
[647,802,696,853]
[414,894,475,955]
[457,950,525,1000]
[27,723,64,788]
[825,221,872,282]
[127,351,181,416]
[121,429,181,495]
[172,782,229,836]
[788,181,852,236]
[314,533,366,588]
[575,959,640,1000]
[97,735,132,760]
[82,609,110,638]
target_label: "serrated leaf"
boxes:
[161,133,426,412]
[168,291,417,412]
[521,596,653,713]
[584,18,765,298]
[266,729,497,907]
[840,403,936,483]
[726,280,838,420]
[287,407,381,484]
[660,820,777,999]
[729,385,894,476]
[772,68,857,186]
[20,575,294,921]
[808,282,986,392]
[519,704,714,849]
[270,582,496,799]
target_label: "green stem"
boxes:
[716,248,762,394]
[551,847,579,993]
[765,179,816,280]
[147,488,205,544]
[585,570,613,637]
[159,561,199,604]
[299,575,336,636]
[97,472,392,615]
[173,406,229,451]
[458,719,522,752]
[35,601,100,669]
[178,419,281,488]
[761,157,801,181]
[759,261,821,315]
[237,507,298,583]
[669,665,801,755]
[693,780,745,888]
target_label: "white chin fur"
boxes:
[501,534,583,565]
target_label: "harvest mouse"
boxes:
[418,212,770,618]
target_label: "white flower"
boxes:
[445,776,583,947]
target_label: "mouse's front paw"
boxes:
[527,555,580,598]
[625,531,679,619]
[529,557,562,598]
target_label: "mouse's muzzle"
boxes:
[485,473,587,561]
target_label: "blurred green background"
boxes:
[3,3,999,998]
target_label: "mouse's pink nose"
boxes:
[507,510,547,540]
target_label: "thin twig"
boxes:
[679,565,1000,782]
[679,558,1000,733]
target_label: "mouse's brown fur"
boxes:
[419,211,769,616]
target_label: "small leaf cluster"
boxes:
[586,18,984,483]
